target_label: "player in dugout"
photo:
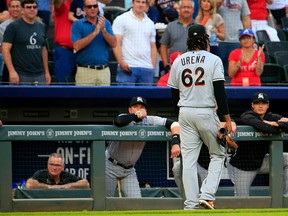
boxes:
[105,96,181,197]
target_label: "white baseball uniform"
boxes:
[168,50,226,209]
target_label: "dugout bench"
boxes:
[0,125,288,212]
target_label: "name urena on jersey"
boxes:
[180,55,206,66]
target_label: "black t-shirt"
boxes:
[3,19,46,75]
[31,169,82,185]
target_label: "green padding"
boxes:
[15,189,91,199]
[0,125,287,142]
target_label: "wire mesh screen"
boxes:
[12,141,91,187]
[11,140,274,197]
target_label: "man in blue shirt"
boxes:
[71,0,116,86]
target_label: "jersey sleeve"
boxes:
[167,59,179,89]
[146,116,166,126]
[212,57,225,82]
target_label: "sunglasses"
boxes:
[25,5,37,9]
[85,4,98,9]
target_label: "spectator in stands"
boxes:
[247,0,280,42]
[112,0,157,86]
[155,0,177,23]
[71,0,116,86]
[0,0,9,23]
[69,0,107,22]
[0,0,22,83]
[217,0,251,74]
[53,0,77,84]
[267,0,288,29]
[196,0,225,57]
[69,0,85,22]
[26,153,90,189]
[2,0,51,85]
[228,29,265,86]
[228,92,288,196]
[106,96,180,197]
[0,119,2,127]
[162,6,179,23]
[145,0,161,23]
[157,51,182,86]
[37,0,51,34]
[160,0,194,74]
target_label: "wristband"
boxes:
[171,134,180,146]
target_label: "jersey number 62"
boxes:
[181,67,205,87]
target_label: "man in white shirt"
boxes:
[112,0,157,86]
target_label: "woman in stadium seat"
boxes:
[228,29,265,86]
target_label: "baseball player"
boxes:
[167,24,232,210]
[105,96,180,197]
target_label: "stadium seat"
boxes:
[261,63,287,85]
[264,41,288,63]
[283,64,288,81]
[264,51,271,64]
[274,51,288,67]
[276,29,287,41]
[256,30,270,45]
[281,17,288,31]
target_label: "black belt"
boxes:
[78,64,108,70]
[108,157,134,169]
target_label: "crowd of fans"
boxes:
[0,0,287,86]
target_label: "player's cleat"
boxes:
[199,200,215,209]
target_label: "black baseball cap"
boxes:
[251,93,269,103]
[129,97,148,108]
[163,7,178,22]
[188,24,207,38]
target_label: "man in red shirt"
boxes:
[53,0,76,84]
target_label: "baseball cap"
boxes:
[170,52,182,65]
[163,7,179,22]
[239,28,255,39]
[188,24,207,38]
[251,93,269,103]
[129,97,148,108]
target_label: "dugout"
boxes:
[1,86,288,190]
[0,86,288,211]
[0,125,287,211]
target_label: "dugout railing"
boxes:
[0,125,287,212]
